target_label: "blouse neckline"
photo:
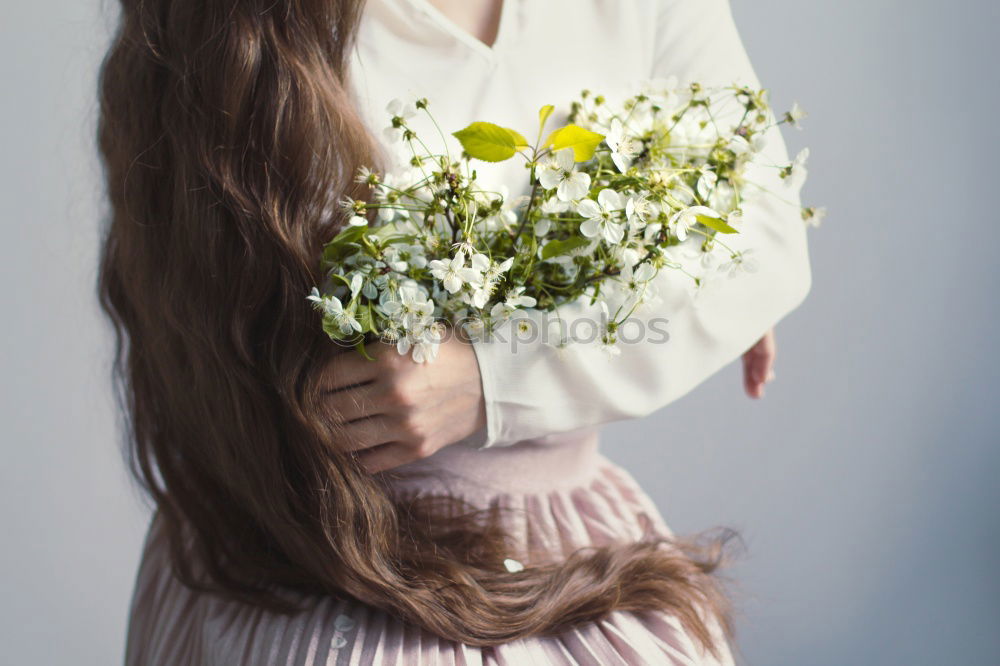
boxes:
[393,0,520,63]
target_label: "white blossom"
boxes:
[802,206,827,228]
[541,198,570,215]
[598,302,621,356]
[428,250,482,294]
[605,118,641,173]
[306,288,362,336]
[354,166,380,186]
[623,261,656,285]
[386,97,418,120]
[348,272,364,299]
[696,170,718,200]
[616,260,659,308]
[538,148,591,202]
[727,135,752,157]
[785,101,807,128]
[578,189,626,244]
[410,323,444,363]
[625,193,657,228]
[383,244,428,272]
[670,205,720,242]
[383,98,419,145]
[680,243,721,274]
[489,286,537,320]
[380,285,434,331]
[468,255,514,308]
[465,256,494,307]
[782,148,810,190]
[719,249,760,278]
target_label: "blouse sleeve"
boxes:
[468,0,813,449]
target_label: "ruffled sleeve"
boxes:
[468,0,812,449]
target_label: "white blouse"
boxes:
[348,0,812,449]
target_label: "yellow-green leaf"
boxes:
[452,122,526,162]
[507,128,530,150]
[696,214,739,234]
[538,104,555,130]
[543,124,605,162]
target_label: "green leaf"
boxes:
[321,244,350,265]
[355,339,375,361]
[327,273,354,289]
[543,124,605,162]
[541,236,590,260]
[322,317,347,341]
[452,122,528,162]
[695,214,739,234]
[370,223,419,244]
[322,223,371,264]
[330,223,369,246]
[356,302,374,333]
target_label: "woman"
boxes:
[99,0,811,663]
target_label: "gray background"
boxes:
[1,0,997,664]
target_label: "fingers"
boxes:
[355,442,420,474]
[322,350,383,392]
[742,353,760,398]
[326,382,383,423]
[750,344,774,385]
[341,415,400,452]
[743,330,777,399]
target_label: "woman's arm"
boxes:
[468,0,812,447]
[321,337,486,473]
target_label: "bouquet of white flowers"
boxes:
[308,81,820,362]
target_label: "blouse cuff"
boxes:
[469,337,505,449]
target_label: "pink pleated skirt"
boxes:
[125,430,735,665]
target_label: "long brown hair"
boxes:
[97,0,735,653]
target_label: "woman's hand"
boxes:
[742,328,777,398]
[321,334,486,473]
